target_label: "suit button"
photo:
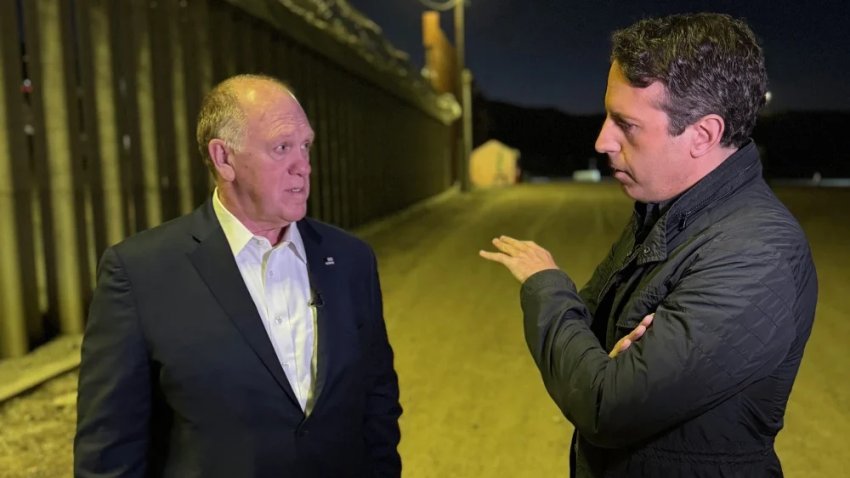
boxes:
[297,429,309,437]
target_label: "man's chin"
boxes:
[612,170,633,183]
[618,183,645,202]
[285,208,308,223]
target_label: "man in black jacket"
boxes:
[480,13,817,477]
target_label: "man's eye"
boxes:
[618,121,634,132]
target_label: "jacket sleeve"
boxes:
[521,239,797,449]
[74,247,152,477]
[362,250,403,477]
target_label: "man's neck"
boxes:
[216,188,290,246]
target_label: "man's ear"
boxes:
[689,114,725,158]
[208,139,235,181]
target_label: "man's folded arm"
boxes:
[521,244,796,448]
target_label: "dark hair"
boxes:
[611,13,767,147]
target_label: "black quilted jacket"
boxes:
[521,141,817,477]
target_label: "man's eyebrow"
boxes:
[609,111,636,123]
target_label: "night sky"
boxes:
[347,0,850,114]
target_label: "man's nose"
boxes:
[291,153,311,176]
[595,117,619,154]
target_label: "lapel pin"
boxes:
[324,256,335,265]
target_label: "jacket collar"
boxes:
[633,140,762,264]
[667,140,762,232]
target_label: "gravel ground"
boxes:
[0,371,76,478]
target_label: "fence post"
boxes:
[36,0,85,334]
[129,0,163,229]
[166,0,195,216]
[0,4,29,357]
[87,0,126,247]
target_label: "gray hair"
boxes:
[196,74,293,172]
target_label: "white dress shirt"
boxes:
[213,190,317,413]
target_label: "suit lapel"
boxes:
[187,202,300,409]
[299,219,336,407]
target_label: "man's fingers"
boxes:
[499,236,542,251]
[610,313,655,358]
[479,250,508,264]
[490,237,518,256]
[609,338,632,358]
[495,236,537,254]
[494,235,551,260]
[497,235,522,246]
[630,324,647,340]
[625,314,654,342]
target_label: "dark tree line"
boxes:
[475,98,850,180]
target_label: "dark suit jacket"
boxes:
[75,200,402,478]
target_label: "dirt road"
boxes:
[1,182,847,477]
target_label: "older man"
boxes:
[75,75,402,477]
[482,13,817,477]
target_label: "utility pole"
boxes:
[454,0,471,191]
[421,0,472,191]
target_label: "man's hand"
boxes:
[609,313,654,358]
[479,235,559,283]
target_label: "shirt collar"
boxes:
[212,188,307,264]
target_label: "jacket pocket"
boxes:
[615,288,664,332]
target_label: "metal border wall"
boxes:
[0,0,455,357]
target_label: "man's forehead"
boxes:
[263,104,314,136]
[239,80,292,103]
[605,63,667,113]
[243,88,303,116]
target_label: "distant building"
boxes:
[470,140,521,188]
